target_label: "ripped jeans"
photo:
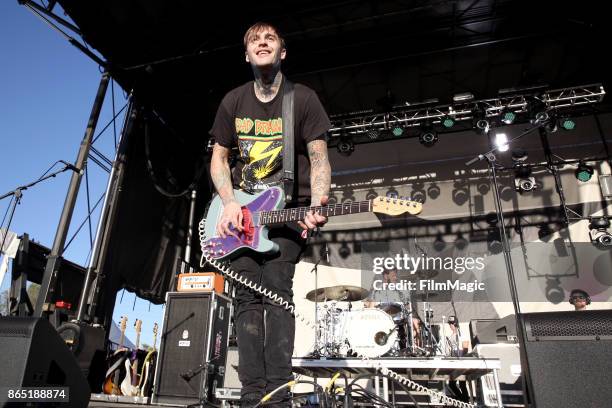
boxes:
[229,225,305,405]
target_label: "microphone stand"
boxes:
[0,163,79,258]
[310,245,325,358]
[465,117,549,406]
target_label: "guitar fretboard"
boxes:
[257,200,372,225]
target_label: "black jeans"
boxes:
[230,225,305,406]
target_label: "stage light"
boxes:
[365,189,378,200]
[588,217,612,248]
[514,166,536,192]
[339,241,351,259]
[327,194,338,205]
[500,108,517,125]
[526,96,548,123]
[392,126,404,136]
[487,229,503,254]
[433,234,446,252]
[337,138,354,156]
[411,186,426,204]
[485,212,499,226]
[545,277,565,304]
[455,232,468,250]
[452,182,469,206]
[538,224,553,242]
[419,130,438,147]
[494,132,508,152]
[367,129,380,140]
[511,148,528,163]
[575,161,594,182]
[499,184,514,201]
[472,105,490,133]
[453,92,474,103]
[561,118,576,131]
[477,181,490,195]
[442,115,455,128]
[342,189,355,203]
[386,186,399,198]
[427,184,440,199]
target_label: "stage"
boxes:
[292,356,503,407]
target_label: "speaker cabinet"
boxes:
[474,343,524,407]
[152,292,231,406]
[0,317,90,408]
[521,310,612,408]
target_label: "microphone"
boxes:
[60,160,81,174]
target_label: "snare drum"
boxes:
[340,308,398,358]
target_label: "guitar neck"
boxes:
[258,200,372,225]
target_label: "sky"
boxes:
[0,2,164,348]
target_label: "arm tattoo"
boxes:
[307,139,331,206]
[210,143,237,205]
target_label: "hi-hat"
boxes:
[306,285,369,302]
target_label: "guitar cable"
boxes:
[198,218,476,408]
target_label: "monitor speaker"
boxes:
[152,292,231,406]
[470,314,517,345]
[0,316,90,408]
[521,309,612,407]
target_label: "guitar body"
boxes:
[120,358,137,396]
[201,187,285,260]
[200,186,423,261]
[102,376,121,396]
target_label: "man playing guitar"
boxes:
[209,21,331,407]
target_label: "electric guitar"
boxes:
[121,319,142,396]
[200,186,422,260]
[103,316,128,395]
[138,322,158,398]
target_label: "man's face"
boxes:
[572,294,587,309]
[245,27,286,69]
[384,270,398,283]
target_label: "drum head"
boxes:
[341,308,397,358]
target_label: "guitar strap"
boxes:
[105,351,128,378]
[281,78,295,203]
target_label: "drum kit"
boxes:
[305,281,446,359]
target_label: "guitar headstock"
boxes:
[120,316,128,333]
[152,323,158,350]
[134,319,142,334]
[371,196,423,216]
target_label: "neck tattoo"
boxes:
[253,70,283,102]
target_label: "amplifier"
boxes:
[152,292,232,406]
[474,343,524,407]
[177,272,225,293]
[521,310,612,408]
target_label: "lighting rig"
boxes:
[327,83,605,152]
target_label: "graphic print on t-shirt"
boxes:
[235,116,284,189]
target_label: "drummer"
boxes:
[364,269,421,340]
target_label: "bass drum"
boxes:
[341,308,397,358]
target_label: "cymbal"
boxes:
[306,285,369,302]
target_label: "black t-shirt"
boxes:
[209,78,331,205]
